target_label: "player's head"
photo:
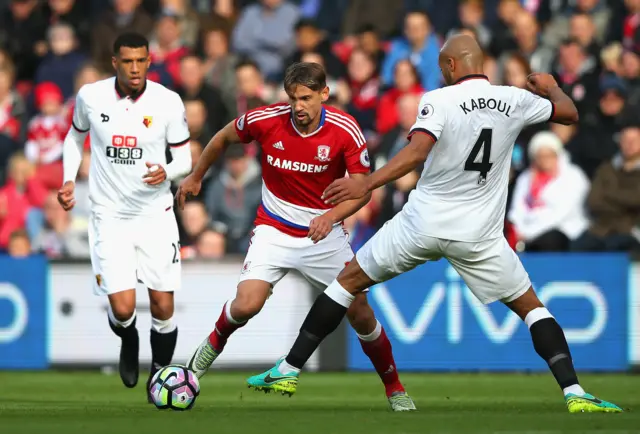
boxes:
[438,33,485,85]
[283,62,329,128]
[112,32,150,93]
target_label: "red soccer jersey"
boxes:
[235,103,371,237]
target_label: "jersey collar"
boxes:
[453,74,489,85]
[115,78,147,102]
[290,106,326,138]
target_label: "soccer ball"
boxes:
[149,364,200,410]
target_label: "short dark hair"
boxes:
[235,57,261,73]
[9,229,29,242]
[283,62,327,93]
[113,32,149,55]
[294,18,319,32]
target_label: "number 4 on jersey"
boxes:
[464,128,493,185]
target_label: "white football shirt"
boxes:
[404,75,554,242]
[72,77,189,218]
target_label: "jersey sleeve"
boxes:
[342,117,370,175]
[408,92,445,142]
[518,88,555,126]
[71,87,90,133]
[167,95,190,147]
[234,109,265,143]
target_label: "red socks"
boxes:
[359,326,405,397]
[208,302,246,352]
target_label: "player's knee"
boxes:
[110,303,136,322]
[337,258,374,293]
[346,295,376,332]
[149,296,174,320]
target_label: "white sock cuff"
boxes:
[151,316,177,334]
[225,299,244,324]
[524,307,554,329]
[324,280,355,308]
[108,306,136,328]
[357,319,382,342]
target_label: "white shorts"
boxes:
[89,209,181,296]
[239,224,355,291]
[356,212,531,304]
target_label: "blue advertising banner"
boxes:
[0,255,49,369]
[348,254,628,371]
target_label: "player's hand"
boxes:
[57,181,76,211]
[322,177,369,205]
[526,73,559,98]
[175,173,202,210]
[308,214,334,243]
[143,162,167,185]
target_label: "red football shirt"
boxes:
[235,103,371,237]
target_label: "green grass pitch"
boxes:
[0,371,638,434]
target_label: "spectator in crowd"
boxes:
[568,12,602,65]
[552,38,600,118]
[621,47,640,112]
[287,19,345,80]
[178,54,228,134]
[234,59,269,117]
[44,0,92,52]
[185,98,213,145]
[91,0,154,73]
[342,0,404,42]
[198,0,237,38]
[177,200,210,252]
[31,191,89,258]
[148,11,190,88]
[573,123,640,252]
[195,228,226,258]
[201,28,238,115]
[34,22,88,100]
[204,143,261,254]
[0,58,25,145]
[24,81,67,190]
[0,152,47,249]
[381,10,441,91]
[232,0,299,82]
[448,0,492,50]
[622,0,640,51]
[489,0,521,57]
[7,228,30,257]
[504,10,554,73]
[568,75,628,179]
[0,0,48,82]
[543,0,611,50]
[508,131,590,252]
[376,59,423,136]
[345,48,380,135]
[160,0,201,49]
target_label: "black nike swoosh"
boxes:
[572,395,602,404]
[263,372,291,384]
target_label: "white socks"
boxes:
[278,359,301,375]
[357,320,382,342]
[151,316,177,334]
[108,306,136,328]
[324,280,355,308]
[563,384,586,397]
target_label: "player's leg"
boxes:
[187,226,288,378]
[446,237,622,413]
[135,210,181,399]
[90,215,140,388]
[247,215,438,398]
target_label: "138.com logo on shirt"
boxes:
[106,135,143,164]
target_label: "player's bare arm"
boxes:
[323,133,435,205]
[526,73,579,125]
[175,120,240,209]
[308,173,372,243]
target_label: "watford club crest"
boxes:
[143,116,153,128]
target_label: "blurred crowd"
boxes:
[0,0,639,261]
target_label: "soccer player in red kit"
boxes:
[176,62,415,411]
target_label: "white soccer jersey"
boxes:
[72,77,189,217]
[405,75,554,242]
